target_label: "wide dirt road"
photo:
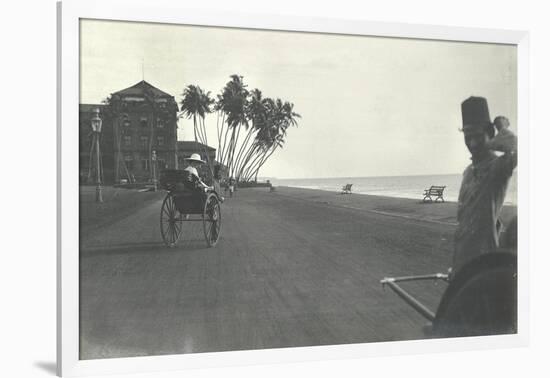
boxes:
[79,188,455,359]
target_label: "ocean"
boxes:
[271,173,518,206]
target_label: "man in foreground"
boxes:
[452,96,518,275]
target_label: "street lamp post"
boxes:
[91,108,103,203]
[152,150,157,191]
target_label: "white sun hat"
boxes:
[184,153,206,164]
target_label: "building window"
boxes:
[141,159,149,171]
[156,117,164,128]
[124,136,132,146]
[140,136,148,148]
[124,154,134,170]
[122,114,131,128]
[157,136,165,146]
[140,116,148,128]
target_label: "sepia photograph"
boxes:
[78,18,518,360]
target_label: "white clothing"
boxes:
[184,165,210,190]
[184,166,199,177]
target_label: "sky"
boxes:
[80,19,517,179]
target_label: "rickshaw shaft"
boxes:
[381,273,449,283]
[382,280,436,322]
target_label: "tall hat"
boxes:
[461,96,495,138]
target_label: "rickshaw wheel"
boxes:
[160,194,182,247]
[433,252,517,338]
[203,193,221,247]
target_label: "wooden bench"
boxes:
[341,183,353,194]
[423,185,446,202]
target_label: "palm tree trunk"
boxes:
[242,146,267,181]
[236,145,257,180]
[227,133,236,177]
[194,115,204,146]
[199,116,208,147]
[224,126,236,171]
[216,112,223,161]
[228,122,244,177]
[199,117,214,177]
[245,144,277,181]
[252,146,278,180]
[220,122,233,167]
[217,113,227,163]
[236,142,260,180]
[233,127,256,178]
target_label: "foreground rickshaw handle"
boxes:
[380,273,449,322]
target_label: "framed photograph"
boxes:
[58,0,529,376]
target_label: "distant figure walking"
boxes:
[451,97,517,275]
[228,177,235,198]
[213,165,223,197]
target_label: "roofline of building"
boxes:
[112,80,174,99]
[177,140,216,151]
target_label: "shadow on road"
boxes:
[80,241,210,256]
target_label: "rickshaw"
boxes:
[381,220,518,338]
[159,169,222,247]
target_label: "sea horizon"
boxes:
[270,172,518,206]
[264,172,462,181]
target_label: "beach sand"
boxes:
[79,185,518,358]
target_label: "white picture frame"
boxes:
[58,0,530,376]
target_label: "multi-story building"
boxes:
[79,80,179,184]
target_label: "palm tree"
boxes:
[233,88,266,180]
[179,85,214,167]
[215,75,249,177]
[240,97,281,181]
[178,75,301,183]
[243,98,300,181]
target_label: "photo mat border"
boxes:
[58,0,530,376]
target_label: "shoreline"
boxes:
[258,185,517,227]
[271,184,517,206]
[284,184,463,204]
[270,173,517,207]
